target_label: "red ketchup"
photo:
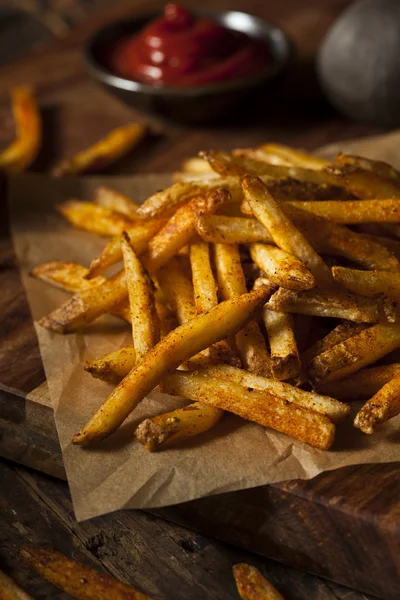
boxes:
[109,4,271,87]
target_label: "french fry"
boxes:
[242,176,333,287]
[146,189,229,273]
[20,547,154,600]
[182,156,214,175]
[95,185,140,217]
[59,200,135,236]
[258,143,330,170]
[308,323,400,386]
[358,230,400,260]
[0,569,34,600]
[249,243,315,291]
[85,345,136,383]
[263,308,301,381]
[86,218,167,278]
[0,86,41,172]
[196,214,273,244]
[157,257,196,324]
[332,266,400,299]
[160,371,335,450]
[135,401,224,451]
[303,322,369,367]
[121,232,159,360]
[197,364,349,422]
[284,199,400,224]
[73,286,274,444]
[320,363,400,400]
[354,377,400,434]
[233,563,285,600]
[214,243,272,376]
[268,287,397,324]
[53,122,147,176]
[335,152,400,184]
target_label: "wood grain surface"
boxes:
[0,1,399,599]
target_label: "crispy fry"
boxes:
[0,569,34,600]
[320,363,400,400]
[20,546,154,600]
[87,219,167,278]
[135,401,224,451]
[59,200,135,236]
[53,122,147,176]
[359,231,400,260]
[73,286,274,444]
[335,153,400,184]
[160,371,335,450]
[121,232,159,360]
[284,199,400,224]
[233,563,285,600]
[242,176,332,287]
[0,86,41,172]
[308,323,400,386]
[303,322,369,367]
[263,308,301,381]
[157,257,196,324]
[95,185,140,217]
[332,266,400,299]
[196,215,273,244]
[85,345,136,383]
[258,143,329,170]
[146,189,228,273]
[268,287,397,323]
[354,377,400,434]
[182,156,214,174]
[250,243,315,291]
[214,243,271,376]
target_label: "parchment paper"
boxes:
[9,131,400,521]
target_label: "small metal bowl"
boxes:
[84,11,292,124]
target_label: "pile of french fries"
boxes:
[33,143,400,452]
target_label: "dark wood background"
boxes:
[0,1,396,598]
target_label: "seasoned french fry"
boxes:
[73,286,274,444]
[197,364,349,422]
[59,200,135,236]
[284,199,400,224]
[53,122,147,176]
[250,243,315,291]
[308,323,400,386]
[157,257,196,324]
[340,164,400,199]
[268,287,397,323]
[196,214,273,244]
[258,143,329,170]
[146,189,228,273]
[0,569,34,600]
[95,185,140,217]
[242,176,332,287]
[182,156,214,175]
[303,322,369,367]
[160,371,335,450]
[121,232,159,360]
[190,241,218,312]
[214,243,272,376]
[354,377,400,434]
[335,152,400,184]
[332,266,400,299]
[20,546,154,600]
[359,230,400,260]
[87,219,167,278]
[320,363,400,400]
[135,401,224,451]
[85,345,136,383]
[263,308,301,381]
[0,86,41,172]
[233,563,285,600]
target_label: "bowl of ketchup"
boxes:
[84,4,292,123]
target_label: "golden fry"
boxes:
[181,156,214,175]
[135,401,224,451]
[73,286,274,444]
[303,322,369,367]
[250,243,315,291]
[332,266,400,299]
[354,377,400,434]
[161,371,335,450]
[85,345,136,383]
[233,563,285,600]
[190,241,218,312]
[95,185,140,217]
[53,122,147,176]
[157,257,196,324]
[284,198,400,224]
[196,214,273,244]
[321,363,400,400]
[121,232,159,360]
[0,569,34,600]
[335,152,400,184]
[0,86,41,172]
[20,546,154,600]
[263,308,301,381]
[258,143,329,170]
[59,200,135,236]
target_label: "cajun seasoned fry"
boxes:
[73,286,274,444]
[95,185,140,217]
[182,156,214,175]
[242,176,332,287]
[308,323,400,386]
[135,401,224,451]
[190,241,218,312]
[354,377,400,434]
[121,232,160,360]
[258,143,330,170]
[320,363,400,400]
[59,200,135,236]
[233,563,285,600]
[303,322,369,367]
[0,86,41,173]
[250,243,315,291]
[157,257,196,324]
[20,546,154,600]
[263,308,301,381]
[160,371,335,450]
[85,345,136,383]
[284,198,400,224]
[214,243,271,376]
[0,569,34,600]
[53,122,147,177]
[332,266,400,299]
[335,152,400,183]
[196,214,273,244]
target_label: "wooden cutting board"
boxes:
[0,1,399,598]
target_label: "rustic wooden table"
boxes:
[0,1,389,598]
